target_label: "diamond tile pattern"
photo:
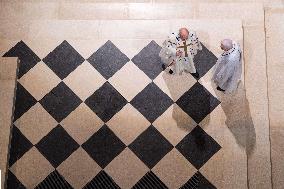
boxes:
[132,40,164,80]
[129,125,173,168]
[107,104,150,145]
[63,61,106,101]
[152,149,197,189]
[180,171,217,189]
[39,82,82,122]
[153,71,196,102]
[176,82,220,123]
[176,126,221,169]
[8,126,33,167]
[130,82,173,123]
[57,148,102,189]
[133,171,168,189]
[36,125,80,167]
[6,170,26,189]
[85,82,127,122]
[43,40,85,79]
[109,61,151,101]
[10,147,54,188]
[3,40,41,78]
[193,43,218,79]
[18,61,61,101]
[61,103,104,145]
[83,171,120,189]
[6,40,221,188]
[153,104,197,146]
[13,82,37,122]
[87,40,130,79]
[14,103,58,145]
[35,170,73,189]
[104,148,149,189]
[82,125,126,168]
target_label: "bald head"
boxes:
[179,28,189,40]
[221,39,233,51]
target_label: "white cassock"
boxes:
[159,31,202,74]
[212,41,242,93]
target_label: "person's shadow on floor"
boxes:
[161,68,256,156]
[160,71,200,134]
[212,82,256,156]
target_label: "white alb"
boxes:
[212,41,242,93]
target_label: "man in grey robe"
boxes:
[212,39,242,93]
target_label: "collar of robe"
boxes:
[177,32,196,41]
[221,43,237,56]
[176,34,181,41]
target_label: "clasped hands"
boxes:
[176,50,183,57]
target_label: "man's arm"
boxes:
[192,31,202,51]
[163,33,178,56]
[188,31,202,58]
[159,33,178,65]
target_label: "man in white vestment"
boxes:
[212,39,242,93]
[159,28,202,78]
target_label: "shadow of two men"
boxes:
[162,70,256,156]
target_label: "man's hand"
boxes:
[176,50,183,57]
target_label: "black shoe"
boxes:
[217,86,225,92]
[169,69,173,74]
[162,64,166,70]
[191,72,199,79]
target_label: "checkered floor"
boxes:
[4,39,221,189]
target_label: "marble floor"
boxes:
[0,1,284,189]
[4,38,223,189]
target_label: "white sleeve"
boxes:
[217,55,241,88]
[163,33,177,56]
[159,33,177,65]
[188,31,202,58]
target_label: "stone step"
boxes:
[0,0,275,3]
[243,24,271,189]
[127,2,264,26]
[0,58,18,189]
[0,2,264,26]
[264,7,284,189]
[196,2,264,26]
[0,19,243,57]
[0,58,18,80]
[263,1,284,9]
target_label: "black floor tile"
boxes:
[129,125,173,168]
[35,170,74,189]
[192,43,218,80]
[3,40,41,78]
[43,40,85,79]
[35,125,79,167]
[85,82,127,122]
[39,82,82,122]
[13,82,37,122]
[132,171,168,189]
[6,170,27,189]
[180,171,217,189]
[176,82,220,123]
[8,126,33,167]
[87,40,130,80]
[176,126,221,169]
[130,82,173,123]
[82,125,126,168]
[83,170,120,189]
[131,40,163,80]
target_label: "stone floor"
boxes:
[0,1,283,189]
